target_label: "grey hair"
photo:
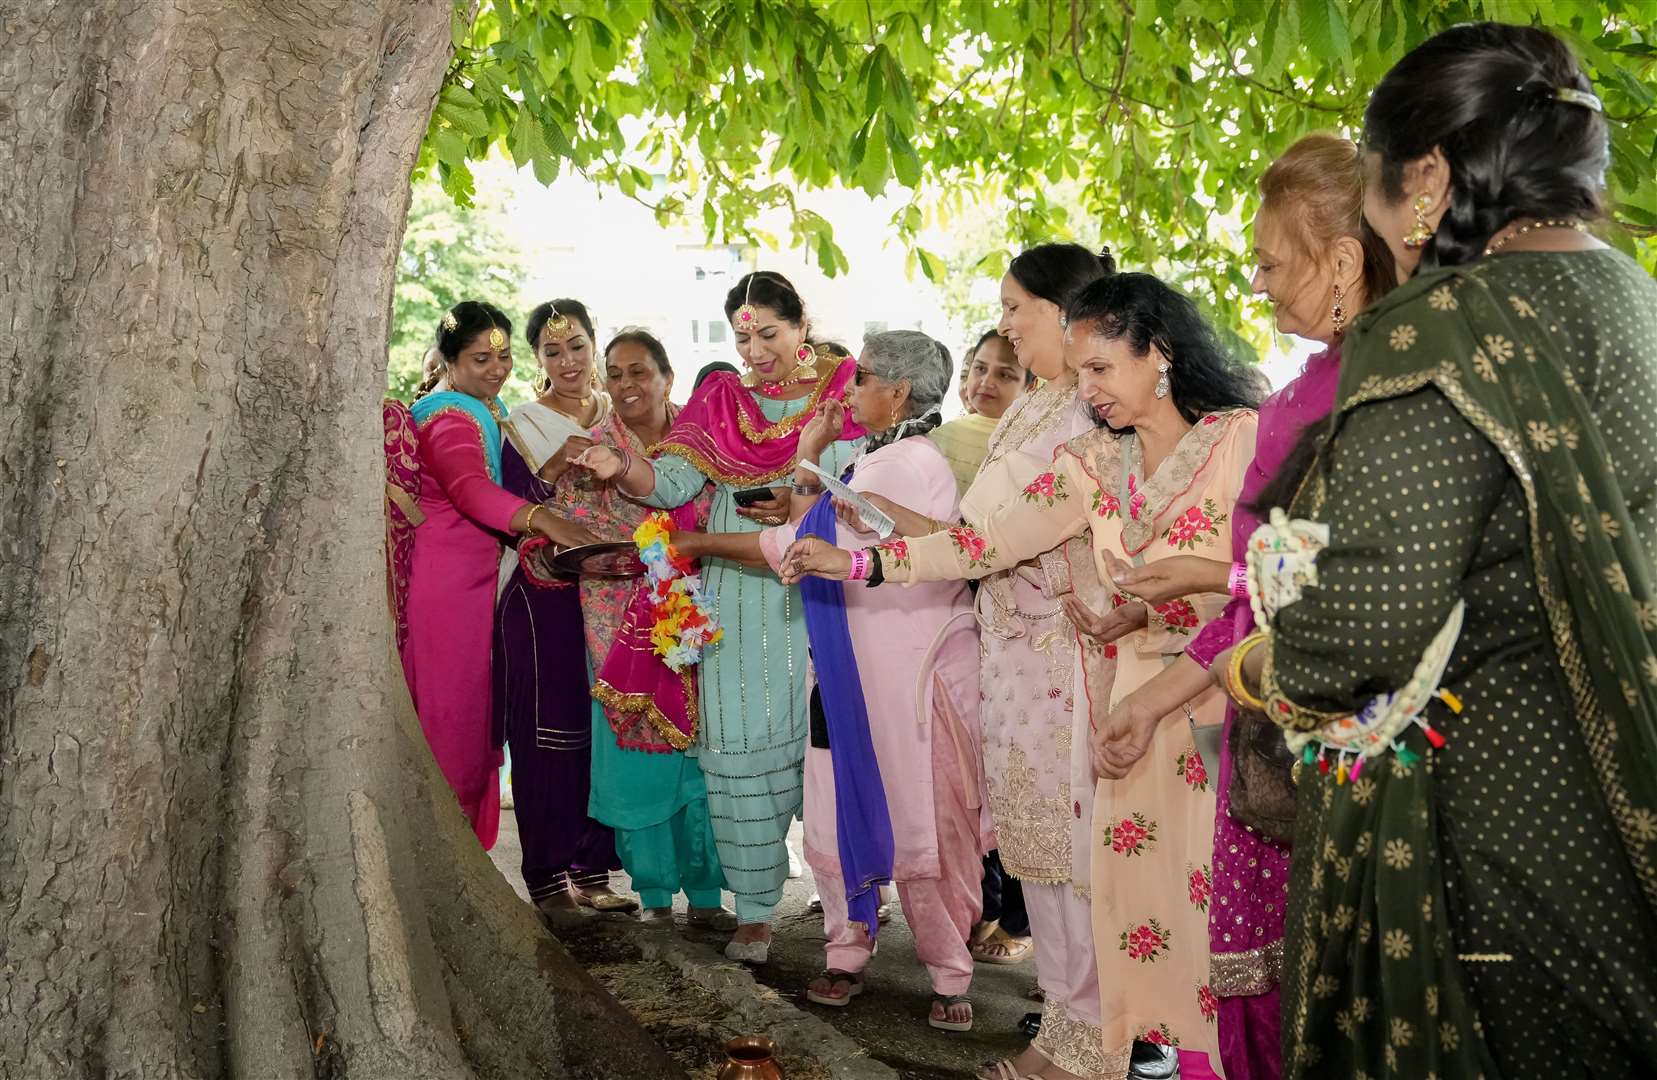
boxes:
[861,330,951,422]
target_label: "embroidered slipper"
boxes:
[928,993,973,1032]
[804,969,863,1007]
[573,886,640,914]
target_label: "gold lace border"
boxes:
[1210,939,1284,997]
[591,675,699,751]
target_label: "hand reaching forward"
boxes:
[575,444,625,480]
[779,536,854,585]
[1061,593,1148,644]
[831,491,901,535]
[1102,551,1231,606]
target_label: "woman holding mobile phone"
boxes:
[577,272,862,962]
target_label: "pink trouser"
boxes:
[815,711,983,996]
[1025,880,1109,1076]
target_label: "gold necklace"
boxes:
[1483,217,1587,257]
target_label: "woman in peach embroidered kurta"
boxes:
[859,408,1253,1076]
[783,272,1262,1080]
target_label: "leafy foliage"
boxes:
[420,0,1657,332]
[388,179,540,404]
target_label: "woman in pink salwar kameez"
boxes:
[401,301,594,849]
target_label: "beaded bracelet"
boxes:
[1228,561,1249,599]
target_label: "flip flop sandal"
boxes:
[971,925,1033,965]
[929,993,973,1032]
[804,969,863,1007]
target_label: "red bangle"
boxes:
[1228,561,1249,599]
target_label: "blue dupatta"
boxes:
[410,391,506,482]
[798,478,895,936]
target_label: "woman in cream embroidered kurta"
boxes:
[861,409,1254,1077]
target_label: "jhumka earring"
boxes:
[1330,283,1347,336]
[1403,192,1435,249]
[1154,360,1171,399]
[793,342,819,380]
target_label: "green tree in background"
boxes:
[389,178,539,404]
[421,0,1657,334]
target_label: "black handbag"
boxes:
[1226,708,1298,842]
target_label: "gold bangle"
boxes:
[524,505,545,536]
[1226,631,1269,712]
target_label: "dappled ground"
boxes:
[490,817,1038,1079]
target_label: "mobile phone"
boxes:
[732,486,778,508]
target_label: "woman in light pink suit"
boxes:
[401,301,594,849]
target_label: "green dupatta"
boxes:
[1276,254,1657,1077]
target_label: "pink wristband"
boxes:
[848,549,869,581]
[1228,561,1249,599]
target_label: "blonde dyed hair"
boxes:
[1257,133,1396,307]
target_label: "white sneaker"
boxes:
[787,844,803,879]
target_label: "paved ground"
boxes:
[490,815,1040,1080]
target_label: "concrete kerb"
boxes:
[633,928,901,1080]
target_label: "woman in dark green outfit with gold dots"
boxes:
[1223,23,1657,1079]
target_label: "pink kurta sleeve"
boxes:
[875,452,1088,584]
[420,413,529,534]
[1185,598,1244,669]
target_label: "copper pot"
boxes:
[716,1034,783,1080]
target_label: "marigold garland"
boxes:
[634,512,722,671]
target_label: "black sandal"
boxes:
[929,993,973,1031]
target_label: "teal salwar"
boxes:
[589,697,726,908]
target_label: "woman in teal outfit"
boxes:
[549,328,736,928]
[578,272,862,962]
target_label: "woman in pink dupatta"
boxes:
[676,330,992,1029]
[1102,135,1394,1080]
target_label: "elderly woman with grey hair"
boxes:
[674,330,991,1031]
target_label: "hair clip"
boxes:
[488,327,507,351]
[1553,86,1603,112]
[442,311,459,332]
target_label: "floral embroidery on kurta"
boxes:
[1021,470,1068,506]
[1162,498,1229,550]
[1103,811,1158,856]
[1122,917,1173,962]
[1176,747,1210,791]
[947,525,997,568]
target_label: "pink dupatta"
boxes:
[651,356,864,485]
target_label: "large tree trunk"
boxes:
[0,4,680,1078]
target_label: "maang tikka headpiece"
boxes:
[488,326,507,351]
[734,273,759,328]
[543,307,572,338]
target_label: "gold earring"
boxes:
[1404,193,1434,249]
[794,343,818,380]
[1330,283,1346,336]
[535,371,552,395]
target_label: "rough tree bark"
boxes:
[0,4,682,1078]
